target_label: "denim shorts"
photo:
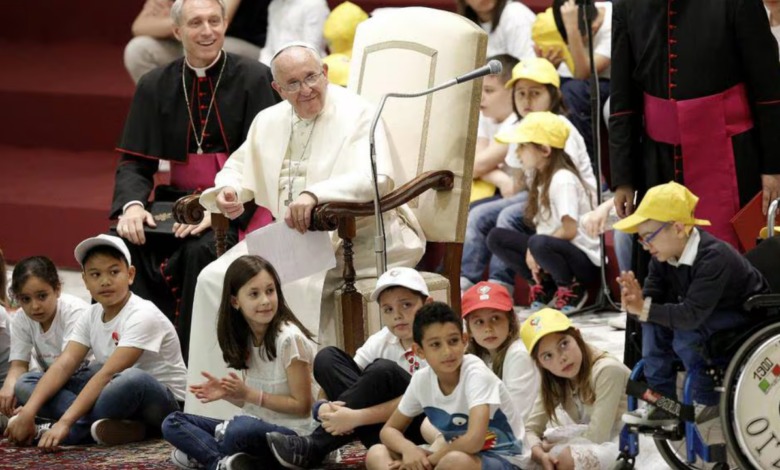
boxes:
[481,452,520,470]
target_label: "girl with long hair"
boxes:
[456,0,536,61]
[162,255,319,469]
[461,281,539,421]
[487,111,600,313]
[520,308,629,470]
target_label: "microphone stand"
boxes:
[571,0,621,315]
[368,79,464,277]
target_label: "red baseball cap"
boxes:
[461,281,514,318]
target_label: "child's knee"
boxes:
[436,450,473,470]
[13,372,42,404]
[556,447,575,470]
[365,444,392,470]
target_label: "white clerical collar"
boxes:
[667,228,701,267]
[184,52,223,78]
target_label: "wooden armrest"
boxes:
[172,194,205,225]
[310,170,454,230]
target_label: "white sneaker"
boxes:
[608,313,627,330]
[171,448,204,469]
[90,418,146,446]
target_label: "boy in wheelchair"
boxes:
[612,182,770,428]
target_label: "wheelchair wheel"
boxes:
[721,322,780,469]
[654,432,737,470]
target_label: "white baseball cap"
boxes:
[74,234,132,267]
[370,267,429,302]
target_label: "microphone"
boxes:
[454,60,503,84]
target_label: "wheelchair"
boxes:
[613,200,780,470]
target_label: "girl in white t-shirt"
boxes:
[462,281,539,422]
[488,111,600,314]
[519,308,629,470]
[456,0,537,61]
[0,256,89,418]
[162,255,319,469]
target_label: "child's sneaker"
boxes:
[554,282,588,314]
[622,404,679,427]
[171,448,205,469]
[529,282,556,311]
[90,418,146,446]
[217,453,263,470]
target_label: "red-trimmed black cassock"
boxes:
[111,51,279,360]
[609,0,780,366]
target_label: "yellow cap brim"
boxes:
[613,214,713,234]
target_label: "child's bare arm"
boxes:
[381,409,432,469]
[427,404,491,466]
[0,360,29,416]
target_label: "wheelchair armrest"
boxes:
[310,170,454,231]
[743,294,780,311]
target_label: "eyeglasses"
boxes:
[278,72,324,93]
[638,222,670,247]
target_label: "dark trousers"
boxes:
[312,347,425,453]
[560,77,611,167]
[486,221,599,286]
[122,227,237,362]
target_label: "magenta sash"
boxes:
[643,84,753,248]
[172,152,272,239]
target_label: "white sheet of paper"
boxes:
[245,221,337,285]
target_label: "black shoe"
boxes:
[267,432,321,470]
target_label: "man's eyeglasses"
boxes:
[638,222,670,247]
[279,72,324,93]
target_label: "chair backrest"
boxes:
[348,7,486,243]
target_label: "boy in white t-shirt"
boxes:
[366,302,527,470]
[268,267,433,469]
[4,234,186,448]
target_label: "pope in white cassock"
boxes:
[187,43,426,417]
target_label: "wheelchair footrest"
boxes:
[627,423,684,440]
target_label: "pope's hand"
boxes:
[216,187,244,219]
[284,193,317,234]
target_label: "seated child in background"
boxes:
[267,267,434,469]
[520,308,629,470]
[0,248,10,390]
[462,281,539,420]
[163,255,319,470]
[366,302,527,470]
[0,257,90,423]
[472,53,521,204]
[616,182,770,427]
[4,234,186,448]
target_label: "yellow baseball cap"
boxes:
[494,111,569,149]
[323,53,350,86]
[323,1,369,55]
[531,8,576,77]
[613,182,712,234]
[505,57,560,90]
[521,308,573,353]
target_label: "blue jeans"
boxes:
[482,452,520,470]
[162,412,296,470]
[642,310,749,405]
[461,191,528,290]
[15,362,103,420]
[57,367,179,444]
